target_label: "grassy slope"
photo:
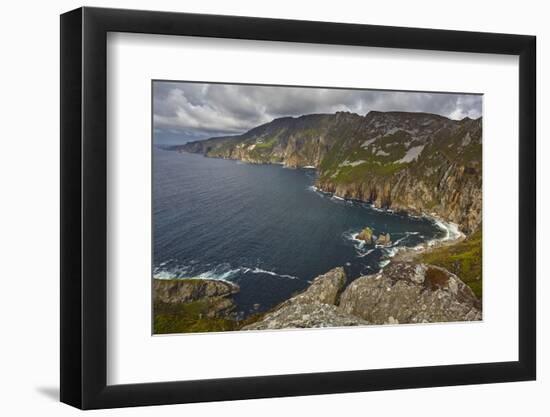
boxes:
[419,229,482,299]
[154,300,237,334]
[154,300,264,334]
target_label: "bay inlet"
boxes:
[153,147,445,317]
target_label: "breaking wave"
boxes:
[153,261,300,282]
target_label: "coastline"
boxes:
[390,217,465,263]
[176,150,470,266]
[154,151,482,333]
[310,181,467,266]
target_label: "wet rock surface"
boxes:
[357,227,374,244]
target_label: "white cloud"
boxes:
[153,81,482,143]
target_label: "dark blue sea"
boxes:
[153,147,445,317]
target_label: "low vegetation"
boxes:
[419,228,482,298]
[153,301,265,334]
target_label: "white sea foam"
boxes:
[153,263,239,283]
[154,263,300,283]
[245,267,299,280]
[197,268,242,281]
[391,235,408,246]
[390,231,419,247]
[311,187,463,264]
[357,249,375,258]
[343,231,377,258]
[153,270,178,280]
[379,260,391,268]
[430,217,464,242]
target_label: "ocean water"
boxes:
[153,147,445,317]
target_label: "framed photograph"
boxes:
[60,7,536,409]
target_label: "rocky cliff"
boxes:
[176,111,482,233]
[153,278,240,333]
[243,264,481,330]
[338,262,481,324]
[242,268,368,330]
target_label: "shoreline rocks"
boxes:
[357,227,374,244]
[357,227,392,246]
[153,278,239,318]
[375,233,391,246]
[243,268,368,330]
[338,263,481,324]
[243,263,481,330]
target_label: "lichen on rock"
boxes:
[357,227,374,244]
[375,233,392,246]
[243,268,368,330]
[243,262,481,331]
[338,262,481,324]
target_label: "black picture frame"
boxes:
[60,6,536,410]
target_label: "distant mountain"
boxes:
[176,111,482,233]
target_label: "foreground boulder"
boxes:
[244,262,481,330]
[242,268,368,330]
[243,303,368,330]
[338,262,481,324]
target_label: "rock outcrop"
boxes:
[338,262,481,324]
[176,111,482,233]
[357,227,373,244]
[243,268,368,330]
[243,263,481,330]
[375,233,391,246]
[153,278,239,318]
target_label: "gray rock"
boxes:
[243,303,368,330]
[153,278,239,304]
[338,262,481,324]
[153,278,239,318]
[243,267,368,330]
[357,227,374,244]
[290,267,346,305]
[376,233,392,246]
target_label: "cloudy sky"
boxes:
[153,81,482,145]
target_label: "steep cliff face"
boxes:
[179,112,361,166]
[177,111,482,233]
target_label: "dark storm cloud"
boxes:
[153,81,482,144]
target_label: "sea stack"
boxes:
[357,227,374,244]
[376,233,392,246]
